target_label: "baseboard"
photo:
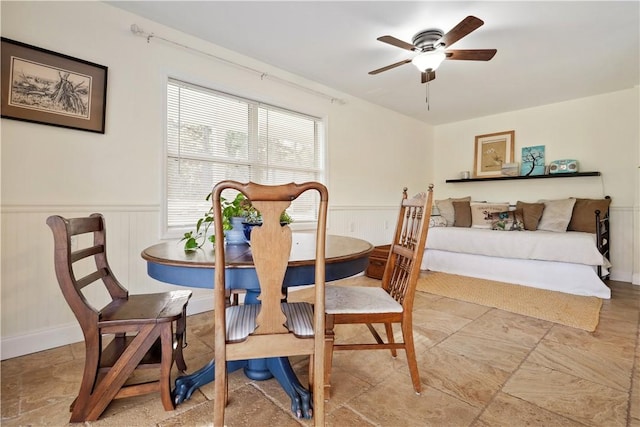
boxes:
[0,294,214,361]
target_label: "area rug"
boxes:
[416,271,602,332]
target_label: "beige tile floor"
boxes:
[2,277,639,427]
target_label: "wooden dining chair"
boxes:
[46,213,192,422]
[323,185,434,398]
[212,181,328,427]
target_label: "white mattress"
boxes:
[421,249,611,299]
[426,227,606,266]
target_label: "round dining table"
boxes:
[141,233,373,418]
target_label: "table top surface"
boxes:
[141,233,373,269]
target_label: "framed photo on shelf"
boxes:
[1,37,107,133]
[520,145,546,176]
[473,130,515,178]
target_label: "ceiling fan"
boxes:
[369,16,497,84]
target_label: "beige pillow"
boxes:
[470,202,510,228]
[452,201,471,227]
[537,199,576,232]
[429,216,448,227]
[434,196,471,227]
[568,198,611,233]
[516,201,545,231]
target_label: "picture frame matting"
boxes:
[473,130,515,178]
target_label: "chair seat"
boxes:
[100,291,192,325]
[325,285,403,314]
[226,302,315,342]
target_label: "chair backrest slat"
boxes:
[71,245,104,263]
[75,268,109,291]
[383,186,434,308]
[67,216,103,236]
[250,199,292,335]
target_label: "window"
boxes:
[166,78,325,231]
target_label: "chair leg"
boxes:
[224,289,242,307]
[84,324,162,421]
[69,336,101,422]
[175,312,188,372]
[402,321,421,394]
[312,341,325,427]
[160,324,176,411]
[213,352,228,427]
[323,314,335,399]
[384,322,397,357]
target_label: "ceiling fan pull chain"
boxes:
[426,80,430,111]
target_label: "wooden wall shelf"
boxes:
[445,171,601,183]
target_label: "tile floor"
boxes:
[2,276,639,426]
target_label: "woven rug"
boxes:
[417,271,602,331]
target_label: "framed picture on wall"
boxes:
[1,37,107,133]
[473,130,515,178]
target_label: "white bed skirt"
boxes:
[421,249,611,299]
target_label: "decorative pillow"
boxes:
[434,196,471,227]
[537,198,576,232]
[490,209,524,231]
[568,198,611,233]
[515,201,545,231]
[470,202,510,229]
[452,201,471,227]
[429,216,448,228]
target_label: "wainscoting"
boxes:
[0,204,636,360]
[0,205,216,360]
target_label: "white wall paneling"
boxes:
[4,203,633,360]
[0,204,401,360]
[609,206,638,284]
[0,205,212,360]
[328,206,399,247]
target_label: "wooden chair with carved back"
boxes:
[46,213,192,422]
[323,185,433,398]
[212,181,328,427]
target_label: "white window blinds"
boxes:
[166,78,324,229]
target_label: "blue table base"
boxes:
[145,240,370,420]
[173,356,313,419]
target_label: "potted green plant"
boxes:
[241,204,293,241]
[181,193,249,251]
[181,192,293,250]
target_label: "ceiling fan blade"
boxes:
[377,35,417,51]
[421,70,436,83]
[369,59,412,75]
[438,16,484,48]
[445,49,497,61]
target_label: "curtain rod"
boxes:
[130,24,346,105]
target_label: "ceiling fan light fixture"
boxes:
[411,50,446,72]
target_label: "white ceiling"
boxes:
[109,1,639,125]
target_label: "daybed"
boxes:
[419,197,611,299]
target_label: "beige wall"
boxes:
[0,1,432,359]
[432,88,639,205]
[0,1,433,208]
